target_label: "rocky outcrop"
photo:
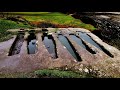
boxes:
[71,13,120,50]
[72,13,120,40]
[91,17,120,40]
[0,28,120,74]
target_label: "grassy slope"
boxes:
[0,12,96,42]
[3,12,96,30]
[0,19,31,42]
[24,12,96,30]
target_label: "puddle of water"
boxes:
[77,32,103,51]
[27,33,38,54]
[58,35,82,61]
[42,33,58,59]
[69,34,96,54]
[77,31,114,57]
[70,35,86,49]
[8,32,24,56]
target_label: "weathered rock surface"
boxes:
[0,28,120,75]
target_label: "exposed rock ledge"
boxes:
[0,28,120,77]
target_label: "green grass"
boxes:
[23,12,96,30]
[1,12,96,30]
[0,12,96,42]
[35,69,82,78]
[0,69,96,78]
[34,69,96,78]
[0,19,31,42]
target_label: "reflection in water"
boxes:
[42,34,58,59]
[27,33,38,54]
[58,35,81,61]
[70,35,86,49]
[77,31,114,57]
[77,32,103,51]
[70,34,96,54]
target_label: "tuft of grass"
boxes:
[34,69,93,78]
[0,67,105,78]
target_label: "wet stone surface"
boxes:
[58,34,81,61]
[42,32,58,59]
[27,32,38,54]
[0,28,120,73]
[8,32,25,56]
